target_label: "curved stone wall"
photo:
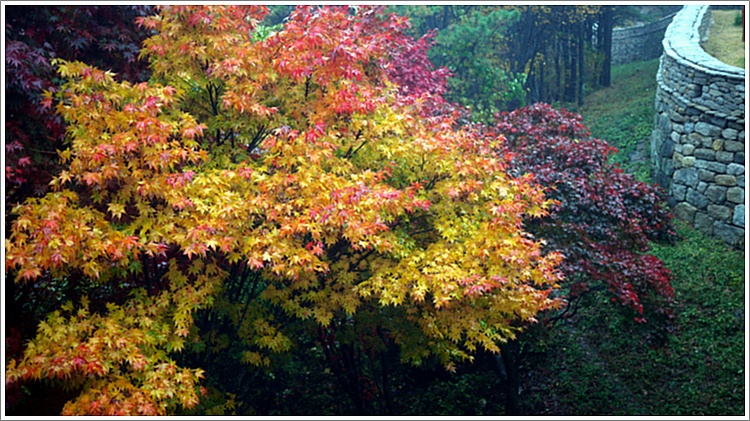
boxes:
[651,5,746,248]
[611,12,677,66]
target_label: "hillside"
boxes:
[520,58,746,416]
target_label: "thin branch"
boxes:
[547,283,606,325]
[27,148,59,156]
[345,139,369,160]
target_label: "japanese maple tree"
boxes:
[5,6,563,415]
[492,103,675,325]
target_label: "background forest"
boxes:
[3,5,745,416]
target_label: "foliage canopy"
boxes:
[5,6,563,415]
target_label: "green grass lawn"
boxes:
[521,59,747,416]
[702,9,746,69]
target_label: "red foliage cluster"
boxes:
[384,30,451,100]
[492,103,675,323]
[274,5,456,121]
[378,21,468,124]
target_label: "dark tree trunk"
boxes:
[342,344,369,415]
[577,22,585,107]
[509,8,547,105]
[538,58,546,103]
[379,351,394,414]
[555,35,562,102]
[442,6,451,30]
[499,339,521,416]
[599,6,614,87]
[565,25,576,103]
[319,330,370,415]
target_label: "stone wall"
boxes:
[651,5,746,249]
[612,12,677,66]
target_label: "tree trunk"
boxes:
[538,58,546,103]
[555,35,562,102]
[499,339,521,415]
[577,22,585,107]
[599,6,614,87]
[565,25,576,103]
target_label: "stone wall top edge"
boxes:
[612,18,673,38]
[612,26,668,39]
[663,44,746,79]
[662,5,746,79]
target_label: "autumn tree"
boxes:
[493,103,675,328]
[5,6,563,415]
[444,103,674,415]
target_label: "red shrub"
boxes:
[492,103,675,324]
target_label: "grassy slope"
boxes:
[580,59,660,182]
[521,59,747,415]
[533,223,745,415]
[702,9,746,69]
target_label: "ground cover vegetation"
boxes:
[520,221,745,415]
[3,5,743,416]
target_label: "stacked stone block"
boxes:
[651,5,746,249]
